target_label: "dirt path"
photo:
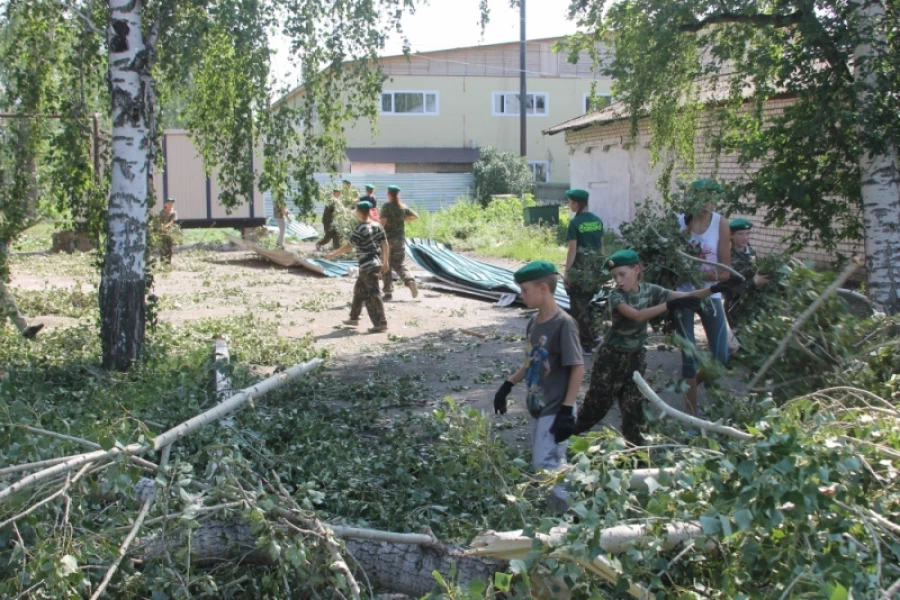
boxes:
[10,238,745,449]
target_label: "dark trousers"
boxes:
[317,229,341,250]
[565,281,595,347]
[574,346,648,446]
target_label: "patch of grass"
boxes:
[14,285,98,319]
[406,196,567,264]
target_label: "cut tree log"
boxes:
[141,520,506,598]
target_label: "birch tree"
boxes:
[564,0,900,313]
[0,0,429,370]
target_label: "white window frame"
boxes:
[528,161,550,183]
[491,91,550,117]
[583,92,612,114]
[379,90,440,116]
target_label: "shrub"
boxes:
[472,146,534,206]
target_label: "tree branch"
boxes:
[633,371,755,441]
[747,259,860,389]
[679,10,804,33]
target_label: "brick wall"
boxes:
[563,99,863,267]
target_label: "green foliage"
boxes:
[405,196,568,264]
[725,252,792,331]
[472,147,534,207]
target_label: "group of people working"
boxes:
[492,180,768,510]
[322,182,420,333]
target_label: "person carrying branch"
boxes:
[316,188,343,251]
[726,218,770,330]
[562,188,604,355]
[379,185,419,301]
[676,179,732,416]
[158,197,179,264]
[326,200,389,333]
[573,250,730,446]
[493,261,584,511]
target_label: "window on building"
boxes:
[583,93,612,114]
[492,92,549,116]
[380,91,439,115]
[529,161,550,183]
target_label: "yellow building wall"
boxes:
[287,75,612,184]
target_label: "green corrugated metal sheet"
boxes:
[405,238,570,309]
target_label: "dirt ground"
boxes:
[9,236,747,449]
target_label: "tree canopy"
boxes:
[563,0,900,312]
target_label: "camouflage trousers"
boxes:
[565,280,595,347]
[160,234,174,264]
[0,279,28,333]
[574,346,648,446]
[317,228,341,250]
[382,237,413,294]
[350,268,387,326]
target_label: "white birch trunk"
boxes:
[853,0,900,315]
[100,0,150,370]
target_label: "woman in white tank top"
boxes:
[676,179,733,417]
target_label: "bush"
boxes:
[472,147,534,206]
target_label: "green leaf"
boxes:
[570,437,590,453]
[733,508,754,531]
[699,515,721,535]
[494,572,512,592]
[719,515,733,538]
[99,433,115,451]
[468,579,487,596]
[829,583,849,600]
[644,476,662,493]
[59,554,78,576]
[509,559,528,575]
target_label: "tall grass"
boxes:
[406,196,568,264]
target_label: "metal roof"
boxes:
[543,102,633,136]
[345,147,480,164]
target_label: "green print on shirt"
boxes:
[579,221,603,233]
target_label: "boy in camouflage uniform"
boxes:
[726,218,770,322]
[158,197,178,264]
[562,188,604,354]
[326,200,389,333]
[574,250,728,446]
[316,189,343,250]
[378,185,418,300]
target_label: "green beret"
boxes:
[356,200,373,211]
[729,218,753,232]
[342,179,351,185]
[165,197,176,203]
[565,188,589,204]
[365,184,376,191]
[606,249,640,269]
[514,260,558,284]
[688,178,724,194]
[387,185,401,193]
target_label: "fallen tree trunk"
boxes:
[141,520,507,598]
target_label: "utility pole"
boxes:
[519,0,527,157]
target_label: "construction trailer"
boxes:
[151,130,266,230]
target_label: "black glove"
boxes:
[710,282,732,298]
[494,380,513,415]
[550,405,576,443]
[666,296,702,312]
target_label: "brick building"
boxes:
[544,97,862,267]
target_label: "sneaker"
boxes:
[368,324,388,333]
[582,346,593,356]
[407,279,419,299]
[341,319,360,327]
[382,294,393,301]
[22,323,44,339]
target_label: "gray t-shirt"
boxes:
[523,310,583,418]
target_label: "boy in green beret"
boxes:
[573,249,729,446]
[158,197,179,264]
[726,218,769,329]
[326,200,389,333]
[361,184,379,222]
[562,188,604,354]
[379,185,419,300]
[493,260,584,511]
